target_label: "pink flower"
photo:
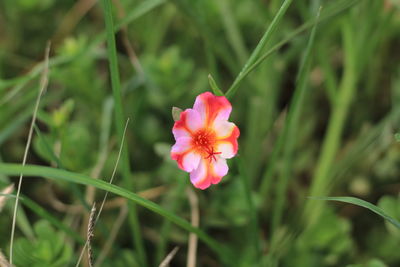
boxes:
[171,92,240,189]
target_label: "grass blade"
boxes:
[0,0,165,97]
[0,163,234,265]
[236,157,261,263]
[310,196,400,229]
[303,15,359,227]
[225,0,293,99]
[100,0,146,264]
[270,7,321,236]
[225,0,360,99]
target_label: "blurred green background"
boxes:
[0,0,400,266]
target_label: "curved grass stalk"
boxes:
[0,163,234,265]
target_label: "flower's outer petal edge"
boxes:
[193,92,232,126]
[189,157,228,190]
[171,137,192,154]
[215,123,240,158]
[171,137,201,172]
[213,121,239,139]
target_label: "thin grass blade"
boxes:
[310,196,400,229]
[225,0,293,99]
[100,0,146,264]
[0,163,234,265]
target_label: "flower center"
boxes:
[192,129,221,162]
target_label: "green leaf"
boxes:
[20,195,84,244]
[310,196,400,230]
[208,74,224,96]
[395,133,400,142]
[171,107,183,122]
[33,125,62,168]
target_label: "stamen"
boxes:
[205,147,221,162]
[192,129,219,161]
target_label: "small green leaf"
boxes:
[172,107,183,122]
[394,133,400,142]
[310,196,400,230]
[208,74,224,96]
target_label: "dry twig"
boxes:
[186,188,199,267]
[159,246,179,267]
[87,203,97,267]
[0,249,12,267]
[0,184,14,212]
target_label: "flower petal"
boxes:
[189,157,228,190]
[210,156,228,178]
[193,92,232,126]
[214,123,239,158]
[180,152,201,172]
[172,109,203,138]
[215,142,236,159]
[213,121,238,139]
[185,109,204,132]
[171,137,192,154]
[190,159,209,189]
[172,127,190,140]
[171,137,201,172]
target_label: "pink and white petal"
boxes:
[171,137,192,154]
[172,127,190,140]
[172,109,203,136]
[213,121,237,139]
[180,151,201,172]
[193,92,232,125]
[215,142,236,159]
[210,156,228,178]
[171,150,201,173]
[190,159,211,190]
[189,157,228,189]
[193,93,207,120]
[185,109,204,132]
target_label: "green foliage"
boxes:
[286,207,353,266]
[313,196,400,230]
[347,259,388,267]
[1,0,399,266]
[12,220,73,267]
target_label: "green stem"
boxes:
[270,5,320,243]
[224,0,360,99]
[304,18,358,226]
[237,158,261,263]
[225,0,293,99]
